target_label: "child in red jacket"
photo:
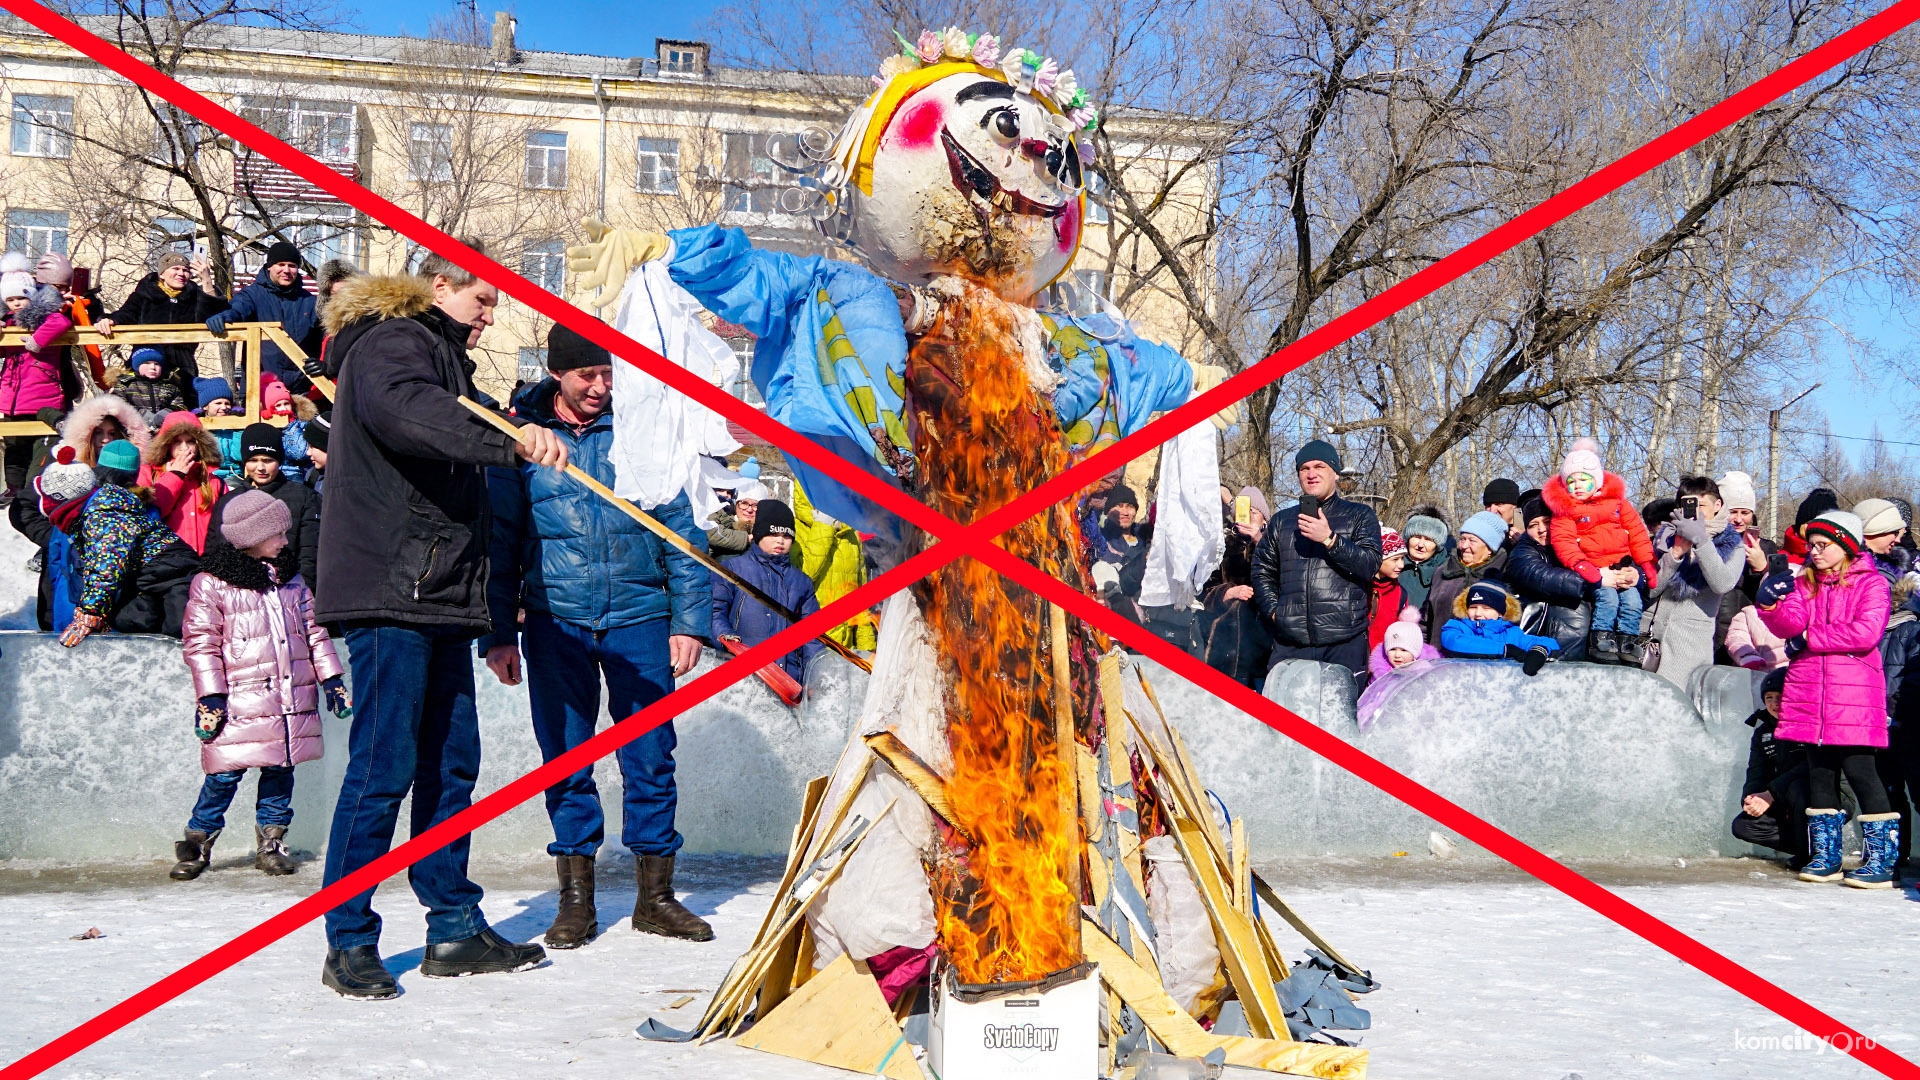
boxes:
[1541,437,1657,663]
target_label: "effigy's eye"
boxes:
[987,108,1020,140]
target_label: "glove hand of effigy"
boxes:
[1189,363,1240,431]
[322,675,353,718]
[567,218,670,310]
[195,694,228,742]
[59,610,103,648]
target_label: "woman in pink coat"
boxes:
[1755,510,1892,888]
[171,491,351,881]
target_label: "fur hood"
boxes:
[1453,588,1524,624]
[1539,470,1628,518]
[144,417,220,469]
[60,393,151,455]
[321,273,433,336]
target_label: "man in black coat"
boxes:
[1250,440,1382,676]
[312,246,569,1001]
[95,252,228,407]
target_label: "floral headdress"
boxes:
[880,28,1101,135]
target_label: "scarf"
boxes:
[157,280,182,299]
[46,495,84,533]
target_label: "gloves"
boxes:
[59,610,103,647]
[1671,514,1709,547]
[195,694,228,742]
[1755,570,1796,608]
[1786,634,1807,660]
[566,218,671,310]
[1503,642,1552,676]
[322,675,353,718]
[204,312,229,336]
[1091,561,1121,596]
[302,355,329,379]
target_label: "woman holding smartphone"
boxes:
[1645,475,1747,686]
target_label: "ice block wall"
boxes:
[0,630,1753,862]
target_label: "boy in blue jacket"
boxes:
[711,499,824,683]
[1440,579,1558,675]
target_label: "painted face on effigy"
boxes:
[857,72,1084,302]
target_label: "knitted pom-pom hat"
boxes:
[1804,510,1865,558]
[1560,436,1603,480]
[1382,607,1424,655]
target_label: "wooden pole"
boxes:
[1767,383,1820,540]
[456,395,872,673]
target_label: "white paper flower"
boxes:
[940,26,971,60]
[1000,48,1029,83]
[878,53,916,81]
[1051,68,1078,106]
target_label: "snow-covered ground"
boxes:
[3,853,1915,1079]
[0,520,39,630]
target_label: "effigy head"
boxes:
[825,30,1099,303]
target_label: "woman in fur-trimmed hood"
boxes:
[59,392,151,463]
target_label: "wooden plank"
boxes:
[1232,818,1249,915]
[1171,818,1284,1040]
[735,952,920,1080]
[1215,1036,1368,1078]
[863,731,964,836]
[0,321,286,347]
[243,325,263,421]
[1048,602,1084,935]
[1252,872,1363,978]
[262,324,335,400]
[0,421,57,437]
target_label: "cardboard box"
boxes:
[927,961,1100,1079]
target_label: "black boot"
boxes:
[1617,634,1646,667]
[255,825,295,875]
[170,829,218,881]
[322,944,398,1000]
[631,855,714,941]
[1590,630,1620,664]
[420,927,547,978]
[545,855,599,950]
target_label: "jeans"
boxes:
[322,623,487,950]
[188,766,294,832]
[1590,584,1643,634]
[522,611,682,858]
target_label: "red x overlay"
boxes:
[4,2,1918,1076]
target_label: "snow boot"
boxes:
[1843,813,1900,889]
[254,825,295,875]
[1618,634,1648,667]
[322,945,398,1000]
[1799,809,1846,882]
[631,855,714,941]
[1590,630,1620,665]
[545,855,599,949]
[169,828,219,880]
[420,927,546,978]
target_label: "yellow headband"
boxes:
[849,61,1071,196]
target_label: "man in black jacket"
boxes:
[313,246,569,1000]
[1251,440,1382,676]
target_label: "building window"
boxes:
[525,130,567,189]
[5,210,68,258]
[521,239,566,293]
[409,123,454,183]
[1073,268,1111,301]
[722,132,801,215]
[10,94,73,158]
[637,137,679,195]
[237,203,356,276]
[517,347,548,384]
[657,39,707,77]
[1086,171,1111,225]
[149,216,197,262]
[239,97,356,162]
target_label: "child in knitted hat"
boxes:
[1438,579,1558,674]
[172,488,350,881]
[1356,607,1444,731]
[112,347,187,427]
[1368,527,1407,652]
[1541,436,1657,663]
[711,498,826,694]
[57,439,199,645]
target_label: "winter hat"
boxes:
[156,251,190,272]
[0,270,32,300]
[97,438,141,474]
[1761,667,1787,698]
[738,455,762,479]
[158,410,198,434]
[1853,498,1905,538]
[752,499,796,542]
[220,489,291,551]
[1794,487,1840,530]
[0,251,29,276]
[1521,496,1549,526]
[1482,478,1521,507]
[1294,438,1342,474]
[193,376,235,406]
[1382,607,1424,655]
[1237,485,1270,520]
[1718,471,1757,513]
[1108,484,1140,510]
[1560,436,1603,480]
[1459,510,1509,553]
[34,251,72,287]
[1379,527,1405,559]
[239,422,285,463]
[1804,510,1865,557]
[1464,579,1512,612]
[735,479,772,503]
[262,240,302,269]
[33,445,96,504]
[1403,514,1449,548]
[130,347,167,373]
[306,412,331,453]
[261,377,293,416]
[547,321,611,371]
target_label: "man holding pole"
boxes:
[483,322,713,950]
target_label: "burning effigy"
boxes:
[572,27,1374,1078]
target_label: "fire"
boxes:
[908,282,1093,984]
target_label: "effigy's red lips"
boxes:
[942,128,1068,218]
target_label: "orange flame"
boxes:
[908,284,1093,984]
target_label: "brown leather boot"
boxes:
[545,855,599,949]
[170,829,218,881]
[254,825,295,875]
[631,855,713,941]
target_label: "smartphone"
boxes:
[1680,495,1698,520]
[1297,494,1320,523]
[1767,552,1790,576]
[70,267,91,295]
[1233,495,1251,526]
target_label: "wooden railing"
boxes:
[0,322,334,437]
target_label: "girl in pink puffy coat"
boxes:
[170,490,351,881]
[1754,510,1893,888]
